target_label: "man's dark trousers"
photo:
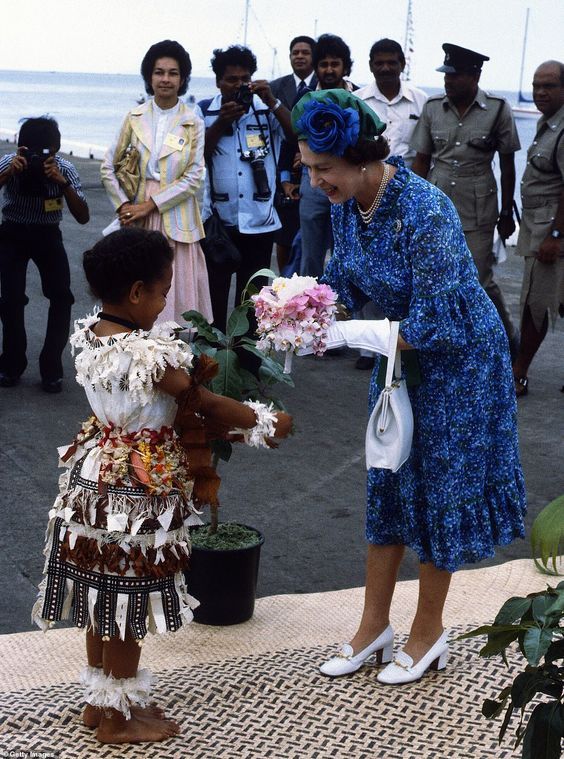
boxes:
[206,227,274,333]
[0,221,74,382]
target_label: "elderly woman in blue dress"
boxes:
[292,90,526,684]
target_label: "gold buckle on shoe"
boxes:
[393,657,412,671]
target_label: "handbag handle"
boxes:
[384,321,402,387]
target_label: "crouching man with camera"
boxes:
[199,45,293,334]
[0,117,89,393]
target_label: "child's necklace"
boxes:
[97,312,139,331]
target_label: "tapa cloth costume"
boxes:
[322,157,527,573]
[32,316,202,640]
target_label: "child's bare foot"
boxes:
[96,710,181,744]
[83,703,100,728]
[83,703,166,729]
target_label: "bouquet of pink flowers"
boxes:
[252,274,338,372]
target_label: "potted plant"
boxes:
[460,494,564,759]
[179,269,294,625]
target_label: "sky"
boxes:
[1,0,562,90]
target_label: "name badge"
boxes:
[246,134,266,149]
[164,133,185,151]
[44,197,63,212]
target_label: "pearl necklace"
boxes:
[356,163,391,225]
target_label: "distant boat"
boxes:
[512,8,540,119]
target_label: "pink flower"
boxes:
[253,276,338,364]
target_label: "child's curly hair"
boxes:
[83,228,173,303]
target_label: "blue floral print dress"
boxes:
[322,157,526,572]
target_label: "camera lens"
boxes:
[250,157,270,199]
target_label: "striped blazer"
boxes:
[101,99,205,243]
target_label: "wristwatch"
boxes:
[550,229,563,239]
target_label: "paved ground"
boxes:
[0,141,563,635]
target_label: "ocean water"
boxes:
[0,70,537,181]
[0,69,218,158]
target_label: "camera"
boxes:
[17,146,51,196]
[233,83,253,113]
[240,146,271,200]
[20,147,50,171]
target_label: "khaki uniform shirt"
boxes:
[516,103,564,257]
[410,88,520,230]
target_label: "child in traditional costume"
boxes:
[32,227,291,744]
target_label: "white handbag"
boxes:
[365,321,413,472]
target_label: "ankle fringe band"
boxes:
[80,665,155,719]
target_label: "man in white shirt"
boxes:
[353,39,427,369]
[356,38,427,168]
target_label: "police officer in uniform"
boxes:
[512,60,564,397]
[411,44,520,353]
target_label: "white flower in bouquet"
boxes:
[252,275,338,372]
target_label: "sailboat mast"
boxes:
[243,0,250,47]
[403,0,414,80]
[518,7,531,103]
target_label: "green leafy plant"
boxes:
[460,584,564,758]
[181,268,293,541]
[532,495,564,575]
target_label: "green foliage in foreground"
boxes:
[182,268,293,466]
[531,495,564,575]
[181,269,294,539]
[459,582,564,758]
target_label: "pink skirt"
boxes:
[144,180,213,325]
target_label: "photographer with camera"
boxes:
[199,45,293,334]
[0,117,89,393]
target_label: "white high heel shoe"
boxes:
[376,630,449,685]
[319,625,394,677]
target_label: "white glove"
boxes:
[297,319,391,356]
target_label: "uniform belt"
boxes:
[432,167,495,179]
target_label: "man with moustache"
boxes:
[297,33,357,278]
[356,38,427,168]
[270,36,317,272]
[512,60,564,397]
[411,44,520,355]
[199,45,293,336]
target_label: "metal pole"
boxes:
[518,8,531,103]
[243,0,250,46]
[403,0,413,81]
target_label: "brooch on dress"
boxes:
[394,219,402,233]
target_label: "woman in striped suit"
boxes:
[101,40,212,324]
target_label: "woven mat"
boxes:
[0,559,549,758]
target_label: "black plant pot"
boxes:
[185,524,264,626]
